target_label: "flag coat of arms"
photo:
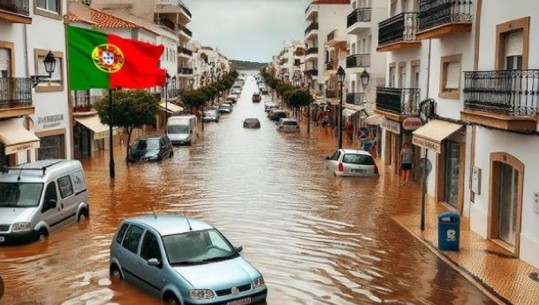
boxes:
[67,26,166,90]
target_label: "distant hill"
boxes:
[230,60,268,72]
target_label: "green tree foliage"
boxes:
[181,89,207,111]
[288,89,312,108]
[94,89,158,159]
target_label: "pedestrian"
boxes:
[400,142,413,184]
[345,120,353,144]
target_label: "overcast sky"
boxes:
[183,0,310,63]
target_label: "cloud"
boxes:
[183,0,309,62]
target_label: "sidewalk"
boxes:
[392,185,539,305]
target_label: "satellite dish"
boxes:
[417,158,432,177]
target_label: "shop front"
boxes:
[74,115,118,159]
[0,119,40,166]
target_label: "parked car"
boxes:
[243,118,261,129]
[109,214,267,305]
[226,94,238,104]
[127,134,174,162]
[217,104,232,114]
[325,149,379,177]
[264,102,278,112]
[268,109,288,121]
[202,110,220,123]
[167,115,198,145]
[276,118,299,132]
[0,160,89,244]
[259,85,268,95]
[252,93,261,103]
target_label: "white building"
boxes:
[0,0,73,166]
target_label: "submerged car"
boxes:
[243,118,261,129]
[276,118,299,132]
[325,149,379,177]
[127,134,174,163]
[252,93,261,103]
[202,109,220,123]
[109,214,267,305]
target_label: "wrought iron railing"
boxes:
[72,94,101,111]
[0,0,30,16]
[347,8,372,27]
[305,47,318,56]
[378,12,419,46]
[304,69,318,77]
[418,0,472,31]
[180,25,192,37]
[179,68,193,75]
[327,29,336,42]
[346,54,370,68]
[178,46,192,56]
[0,78,32,109]
[463,70,539,116]
[305,22,319,36]
[346,93,365,104]
[182,6,192,18]
[376,87,420,115]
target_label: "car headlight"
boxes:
[189,289,215,300]
[12,222,32,232]
[253,276,265,288]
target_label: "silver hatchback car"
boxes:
[325,149,379,177]
[109,214,267,305]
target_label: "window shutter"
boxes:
[505,30,523,57]
[445,61,460,89]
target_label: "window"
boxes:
[505,30,523,70]
[57,176,73,198]
[35,0,61,19]
[0,47,10,78]
[411,61,420,88]
[116,224,129,244]
[122,225,144,254]
[389,63,396,88]
[439,54,462,99]
[398,63,406,88]
[496,17,529,70]
[34,50,64,93]
[38,135,65,160]
[37,0,58,12]
[140,231,162,262]
[42,182,57,212]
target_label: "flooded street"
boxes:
[0,73,495,305]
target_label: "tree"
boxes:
[181,89,207,113]
[94,89,158,159]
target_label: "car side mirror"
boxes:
[147,258,162,268]
[235,245,243,253]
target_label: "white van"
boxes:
[0,159,89,244]
[167,115,198,145]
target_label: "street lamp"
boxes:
[337,66,345,149]
[306,73,313,134]
[31,50,56,88]
[360,68,370,91]
[189,77,194,89]
[164,72,171,121]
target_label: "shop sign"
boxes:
[380,118,400,134]
[402,117,422,130]
[6,141,40,155]
[412,136,441,153]
[37,114,64,129]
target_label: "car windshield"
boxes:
[163,229,239,265]
[342,154,375,165]
[204,111,216,117]
[0,182,44,207]
[131,138,160,150]
[168,125,189,134]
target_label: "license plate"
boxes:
[227,297,251,305]
[0,236,5,242]
[352,169,366,173]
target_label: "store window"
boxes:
[444,140,460,207]
[38,135,65,160]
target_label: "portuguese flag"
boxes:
[67,26,166,90]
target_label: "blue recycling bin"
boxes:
[438,211,460,251]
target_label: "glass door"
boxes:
[498,163,518,245]
[444,140,460,207]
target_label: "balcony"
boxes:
[346,93,365,105]
[179,25,192,38]
[377,13,420,52]
[462,70,539,133]
[72,95,100,112]
[304,69,318,77]
[326,89,337,98]
[346,54,370,69]
[0,0,31,23]
[326,61,335,71]
[305,3,318,20]
[417,0,472,40]
[178,46,192,57]
[0,77,33,118]
[178,67,194,75]
[305,22,319,39]
[375,87,420,119]
[156,0,191,22]
[347,8,371,35]
[305,47,318,61]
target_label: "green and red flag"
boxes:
[67,26,166,90]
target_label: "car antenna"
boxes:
[186,217,192,231]
[149,205,157,219]
[17,164,25,181]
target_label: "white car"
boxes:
[276,118,299,132]
[325,149,379,177]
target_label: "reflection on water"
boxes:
[0,73,494,305]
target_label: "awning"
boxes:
[342,108,359,117]
[0,120,40,155]
[159,101,184,114]
[364,114,382,125]
[75,116,117,140]
[412,119,463,153]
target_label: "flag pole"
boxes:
[109,88,115,178]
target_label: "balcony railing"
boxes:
[305,47,318,56]
[178,46,192,56]
[0,0,30,16]
[463,70,539,117]
[304,69,318,77]
[182,6,192,18]
[179,25,192,37]
[326,89,337,98]
[327,30,336,42]
[0,78,32,109]
[72,94,101,112]
[378,13,419,46]
[346,93,365,104]
[305,22,319,36]
[347,8,372,28]
[346,54,370,68]
[178,67,193,75]
[418,0,472,32]
[376,87,420,115]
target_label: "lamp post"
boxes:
[164,72,171,123]
[189,77,194,89]
[337,66,345,149]
[31,50,56,87]
[306,73,312,134]
[360,68,370,91]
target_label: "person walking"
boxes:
[345,120,353,145]
[400,142,413,184]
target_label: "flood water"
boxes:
[0,73,495,305]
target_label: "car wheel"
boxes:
[110,264,123,280]
[37,229,48,241]
[77,208,88,222]
[164,294,180,305]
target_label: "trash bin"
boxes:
[438,211,460,251]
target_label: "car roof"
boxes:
[245,118,259,121]
[126,214,213,236]
[340,149,372,156]
[0,159,83,183]
[135,134,164,140]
